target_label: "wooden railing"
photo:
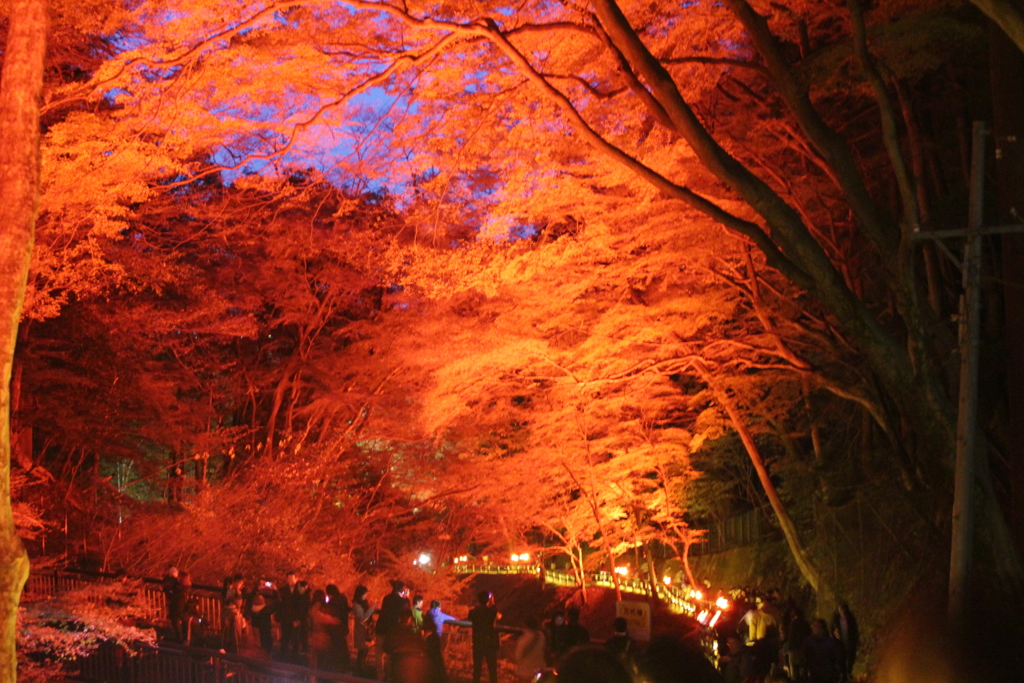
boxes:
[25,569,225,631]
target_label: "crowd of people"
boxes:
[718,590,858,683]
[160,568,858,683]
[159,567,644,683]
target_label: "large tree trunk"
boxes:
[585,0,958,471]
[698,364,823,593]
[0,0,48,679]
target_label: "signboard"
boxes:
[616,599,651,642]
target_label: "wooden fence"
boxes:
[25,568,225,631]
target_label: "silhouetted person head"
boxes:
[392,579,406,595]
[430,599,442,609]
[286,571,298,587]
[413,594,424,608]
[636,633,723,683]
[478,590,493,606]
[613,617,628,635]
[558,646,631,683]
[326,584,342,602]
[566,608,581,625]
[312,589,327,605]
[811,619,828,638]
[354,585,369,603]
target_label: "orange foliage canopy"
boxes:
[8,0,1015,599]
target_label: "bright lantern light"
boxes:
[461,556,468,562]
[663,576,672,585]
[511,553,520,562]
[716,597,730,610]
[694,590,703,600]
[418,553,432,566]
[520,552,530,562]
[614,566,629,576]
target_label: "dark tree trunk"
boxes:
[0,0,48,679]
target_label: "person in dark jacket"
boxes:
[378,580,411,679]
[469,591,501,683]
[604,617,633,660]
[830,602,859,681]
[278,572,309,660]
[545,610,566,664]
[805,619,844,683]
[162,567,181,639]
[784,605,812,681]
[561,608,590,652]
[390,608,428,683]
[720,634,755,683]
[251,578,280,654]
[326,584,352,672]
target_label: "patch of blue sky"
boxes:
[211,85,414,192]
[103,87,133,106]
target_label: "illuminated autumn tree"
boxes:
[75,0,1003,530]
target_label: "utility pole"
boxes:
[911,121,1024,624]
[948,121,985,624]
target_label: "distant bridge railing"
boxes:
[453,564,701,616]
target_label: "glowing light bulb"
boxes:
[716,597,729,610]
[520,552,530,562]
[418,553,432,566]
[663,576,672,585]
[511,553,520,562]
